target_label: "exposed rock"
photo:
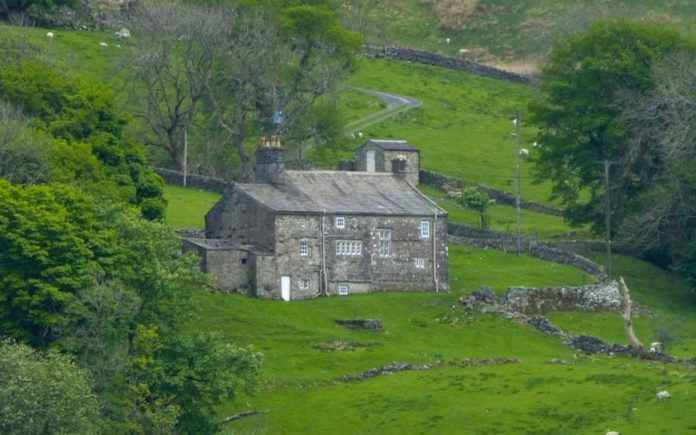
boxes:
[565,334,630,355]
[335,319,384,331]
[527,316,563,336]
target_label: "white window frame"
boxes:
[335,216,345,229]
[300,279,310,290]
[338,284,349,295]
[420,220,431,238]
[377,229,391,257]
[414,258,425,269]
[336,240,362,256]
[299,240,309,256]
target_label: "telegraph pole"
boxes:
[514,115,521,256]
[599,159,618,278]
[183,128,188,187]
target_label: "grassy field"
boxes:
[162,184,221,229]
[419,185,591,240]
[345,57,557,205]
[355,0,696,63]
[158,184,695,433]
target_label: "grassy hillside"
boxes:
[160,184,694,433]
[347,57,553,204]
[352,0,696,66]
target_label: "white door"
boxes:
[281,276,291,301]
[366,150,376,172]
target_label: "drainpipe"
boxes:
[321,209,327,295]
[433,212,439,293]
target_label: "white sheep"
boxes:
[656,390,671,402]
[99,42,108,47]
[606,431,620,435]
[459,48,470,56]
[519,148,529,157]
[46,31,55,38]
[357,132,363,139]
[445,37,450,45]
[115,27,131,39]
[350,133,356,140]
[649,342,663,353]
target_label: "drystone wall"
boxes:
[420,169,562,216]
[363,45,535,85]
[155,167,231,193]
[504,283,621,314]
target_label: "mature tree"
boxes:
[0,340,100,435]
[617,52,696,277]
[127,3,221,172]
[529,21,694,232]
[205,2,360,179]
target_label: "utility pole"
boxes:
[183,128,188,187]
[513,115,521,256]
[599,159,618,279]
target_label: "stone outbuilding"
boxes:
[353,139,420,186]
[184,138,447,301]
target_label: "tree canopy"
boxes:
[530,20,695,231]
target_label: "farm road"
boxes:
[346,87,421,133]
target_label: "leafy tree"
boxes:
[0,339,100,435]
[459,186,490,229]
[529,21,694,232]
[0,56,166,219]
[0,180,104,347]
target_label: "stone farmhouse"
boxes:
[184,137,448,301]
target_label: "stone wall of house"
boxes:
[363,45,535,85]
[255,213,448,299]
[503,282,621,314]
[205,190,275,251]
[420,169,562,216]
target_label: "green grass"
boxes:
[357,0,696,61]
[548,253,696,359]
[420,185,593,240]
[187,249,694,434]
[344,57,556,205]
[162,184,221,229]
[0,24,133,84]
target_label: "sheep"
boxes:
[99,42,108,47]
[445,37,450,45]
[519,148,529,157]
[46,31,55,38]
[115,27,131,39]
[357,132,363,139]
[606,431,620,435]
[656,390,671,402]
[350,133,356,140]
[459,48,470,56]
[649,342,663,353]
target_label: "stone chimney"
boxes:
[254,135,285,184]
[391,155,408,178]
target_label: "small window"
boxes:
[420,220,431,238]
[377,229,391,257]
[300,240,309,256]
[338,285,349,296]
[335,216,345,229]
[414,258,425,269]
[300,279,310,290]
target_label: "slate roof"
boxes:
[364,139,418,152]
[235,170,445,216]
